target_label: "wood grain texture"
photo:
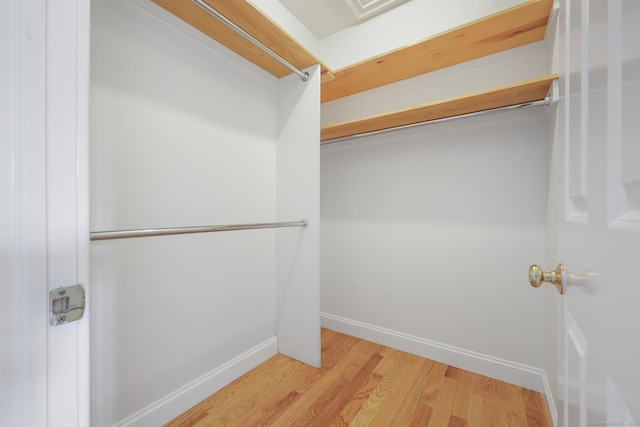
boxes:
[152,0,551,103]
[320,75,558,141]
[151,0,327,78]
[165,329,552,427]
[321,0,553,102]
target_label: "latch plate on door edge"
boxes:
[49,284,85,326]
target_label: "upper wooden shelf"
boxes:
[320,75,558,142]
[151,0,328,78]
[321,0,553,102]
[152,0,554,103]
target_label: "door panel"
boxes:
[548,0,640,424]
[567,0,588,220]
[610,0,640,225]
[565,307,588,425]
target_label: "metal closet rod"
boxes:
[192,0,309,82]
[90,220,308,241]
[321,98,551,145]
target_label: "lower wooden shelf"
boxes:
[320,74,558,142]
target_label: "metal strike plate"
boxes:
[50,285,85,326]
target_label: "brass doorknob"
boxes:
[529,263,566,294]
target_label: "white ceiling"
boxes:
[277,0,410,39]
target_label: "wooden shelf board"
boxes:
[151,0,328,78]
[321,0,553,102]
[152,0,553,103]
[320,75,558,142]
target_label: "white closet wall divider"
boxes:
[276,65,321,367]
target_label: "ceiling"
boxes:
[277,0,410,39]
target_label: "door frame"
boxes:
[4,0,91,424]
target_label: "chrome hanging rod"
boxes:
[192,0,309,82]
[90,220,308,241]
[321,98,550,145]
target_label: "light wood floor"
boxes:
[166,329,552,426]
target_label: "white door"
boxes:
[1,0,90,425]
[543,0,640,425]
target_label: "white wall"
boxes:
[321,107,548,375]
[90,0,281,424]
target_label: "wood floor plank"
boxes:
[328,345,402,425]
[523,387,553,427]
[449,414,469,427]
[450,368,475,420]
[346,347,415,426]
[469,376,506,427]
[270,338,384,426]
[233,358,323,427]
[367,355,435,426]
[165,354,303,426]
[320,327,338,345]
[329,367,384,425]
[408,403,434,426]
[307,353,384,426]
[167,329,553,427]
[320,329,362,372]
[492,378,525,417]
[507,410,528,427]
[445,365,464,380]
[427,376,460,426]
[393,357,437,426]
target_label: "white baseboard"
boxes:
[112,319,558,427]
[321,312,548,394]
[114,336,278,427]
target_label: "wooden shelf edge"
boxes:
[321,0,553,103]
[320,74,558,142]
[151,0,329,78]
[152,0,552,104]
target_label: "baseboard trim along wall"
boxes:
[114,336,279,427]
[321,312,549,395]
[322,313,558,424]
[111,322,557,427]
